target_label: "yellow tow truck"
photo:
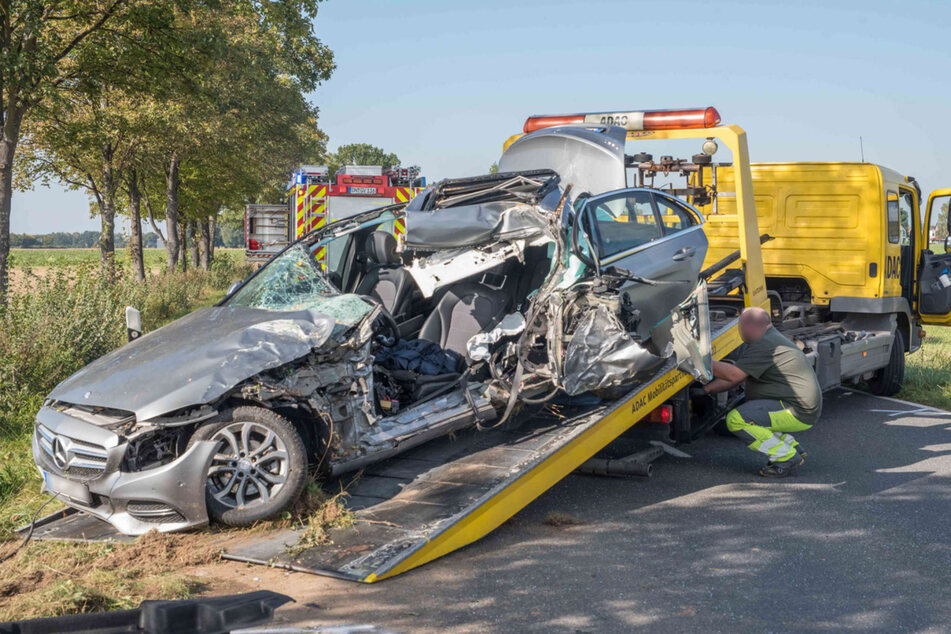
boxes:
[698,163,951,395]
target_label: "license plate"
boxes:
[41,469,93,504]
[349,186,377,195]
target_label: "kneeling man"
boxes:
[704,307,822,478]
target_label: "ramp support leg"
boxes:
[575,445,664,478]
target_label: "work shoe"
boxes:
[758,452,805,478]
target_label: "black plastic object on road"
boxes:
[0,590,292,634]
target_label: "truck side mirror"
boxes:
[125,306,142,342]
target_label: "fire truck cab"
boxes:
[245,164,426,264]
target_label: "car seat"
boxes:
[355,231,418,320]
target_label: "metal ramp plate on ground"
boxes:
[19,506,134,543]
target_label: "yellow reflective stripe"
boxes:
[726,407,798,460]
[753,434,795,458]
[767,407,812,433]
[779,433,799,448]
[725,408,747,432]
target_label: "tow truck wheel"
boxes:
[868,332,905,397]
[189,406,307,527]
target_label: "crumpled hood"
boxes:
[48,306,337,422]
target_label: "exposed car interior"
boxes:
[329,218,555,413]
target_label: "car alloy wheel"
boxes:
[207,421,290,509]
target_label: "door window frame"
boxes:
[580,188,706,267]
[886,191,900,244]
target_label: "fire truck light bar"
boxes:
[523,107,721,134]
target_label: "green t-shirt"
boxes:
[734,327,822,424]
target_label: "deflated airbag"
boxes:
[405,202,549,249]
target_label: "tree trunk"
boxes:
[207,215,217,262]
[178,219,187,273]
[188,220,199,268]
[0,142,15,304]
[99,197,116,280]
[128,170,145,282]
[0,105,26,305]
[198,214,212,271]
[164,152,181,271]
[98,150,117,280]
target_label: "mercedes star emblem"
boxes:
[52,437,69,470]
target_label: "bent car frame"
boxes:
[33,125,715,534]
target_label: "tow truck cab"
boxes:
[701,164,951,350]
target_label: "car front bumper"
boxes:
[32,405,217,535]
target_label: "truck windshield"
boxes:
[226,244,334,311]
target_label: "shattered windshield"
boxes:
[226,244,334,311]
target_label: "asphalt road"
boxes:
[239,389,951,633]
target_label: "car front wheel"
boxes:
[189,406,307,527]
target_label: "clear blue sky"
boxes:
[12,0,951,234]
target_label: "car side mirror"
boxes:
[226,280,243,296]
[125,306,142,342]
[945,235,951,254]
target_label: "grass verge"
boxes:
[899,324,951,410]
[0,531,221,620]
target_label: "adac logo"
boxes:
[52,437,69,470]
[885,255,901,280]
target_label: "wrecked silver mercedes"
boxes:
[33,125,712,534]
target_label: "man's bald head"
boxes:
[738,306,772,343]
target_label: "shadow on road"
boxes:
[265,389,951,633]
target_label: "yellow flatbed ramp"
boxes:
[28,320,740,583]
[226,320,739,582]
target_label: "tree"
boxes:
[326,143,400,176]
[17,0,335,277]
[19,86,143,279]
[489,162,499,174]
[933,201,949,243]
[0,0,144,302]
[136,0,334,271]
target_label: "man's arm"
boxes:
[703,360,749,395]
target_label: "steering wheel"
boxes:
[373,306,400,347]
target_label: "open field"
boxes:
[9,247,243,270]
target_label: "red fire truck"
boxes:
[245,164,426,264]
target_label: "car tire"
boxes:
[188,406,307,527]
[867,331,905,397]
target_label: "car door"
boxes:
[919,188,951,325]
[580,188,708,341]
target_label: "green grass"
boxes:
[899,324,951,411]
[9,248,243,270]
[0,255,253,541]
